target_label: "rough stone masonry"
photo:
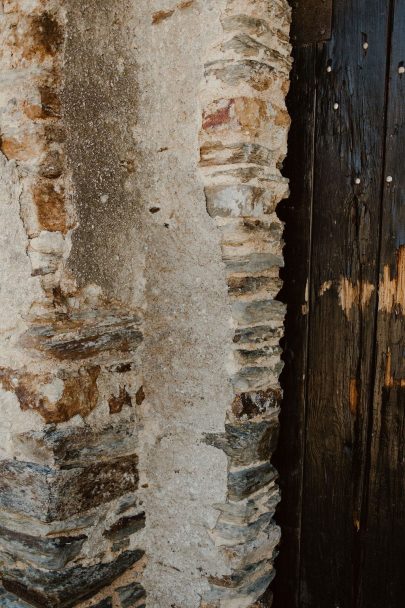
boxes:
[0,1,291,607]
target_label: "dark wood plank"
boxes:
[358,2,405,606]
[292,0,333,45]
[299,1,391,606]
[272,43,317,608]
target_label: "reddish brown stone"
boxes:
[39,86,61,118]
[0,366,100,423]
[109,387,132,414]
[39,150,64,179]
[232,389,282,420]
[152,9,175,24]
[23,12,64,61]
[205,60,274,92]
[44,123,67,144]
[22,87,61,121]
[0,134,39,162]
[32,180,69,233]
[135,386,145,405]
[202,100,233,130]
[234,96,268,131]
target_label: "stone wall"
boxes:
[199,1,291,606]
[0,1,291,607]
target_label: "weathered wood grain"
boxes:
[274,1,402,606]
[358,2,405,606]
[300,1,391,605]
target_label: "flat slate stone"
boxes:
[116,582,146,608]
[232,299,285,326]
[0,525,86,569]
[228,462,277,501]
[205,418,279,467]
[15,423,136,466]
[233,324,283,346]
[2,549,144,608]
[103,512,145,542]
[232,389,281,420]
[24,306,142,361]
[0,454,138,521]
[91,598,113,608]
[0,587,32,607]
[205,184,276,218]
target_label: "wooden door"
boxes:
[273,1,405,607]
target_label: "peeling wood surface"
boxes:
[274,0,405,606]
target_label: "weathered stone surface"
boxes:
[14,423,136,466]
[108,386,133,414]
[205,417,279,467]
[200,142,274,168]
[104,512,146,542]
[0,508,98,541]
[227,274,281,297]
[232,298,286,326]
[228,462,277,501]
[221,14,286,47]
[206,560,275,604]
[0,454,138,521]
[205,185,280,218]
[2,550,144,608]
[233,323,283,346]
[112,539,130,553]
[202,96,266,138]
[205,59,275,91]
[232,389,282,420]
[0,526,86,570]
[214,511,273,545]
[198,0,290,603]
[0,587,32,608]
[24,306,142,361]
[0,365,101,424]
[90,598,113,608]
[221,34,292,75]
[116,582,146,608]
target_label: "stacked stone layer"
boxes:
[199,1,291,606]
[0,2,145,605]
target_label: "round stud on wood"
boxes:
[386,176,393,183]
[333,103,339,110]
[398,66,405,74]
[363,42,369,50]
[327,66,332,72]
[355,178,361,184]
